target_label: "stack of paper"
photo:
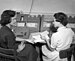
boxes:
[29,30,49,43]
[32,34,45,43]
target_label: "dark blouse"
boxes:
[0,26,18,49]
[0,26,38,61]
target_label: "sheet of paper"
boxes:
[16,37,34,44]
[16,37,26,41]
[31,34,46,43]
[24,39,34,44]
[40,30,49,40]
[40,30,49,36]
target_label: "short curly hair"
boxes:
[0,10,16,26]
[54,12,68,26]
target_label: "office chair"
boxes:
[0,47,18,61]
[59,44,75,61]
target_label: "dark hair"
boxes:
[0,10,16,26]
[50,23,57,33]
[54,12,68,26]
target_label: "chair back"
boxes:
[0,47,17,61]
[59,45,75,61]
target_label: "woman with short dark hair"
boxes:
[41,12,74,61]
[0,10,16,26]
[0,10,38,61]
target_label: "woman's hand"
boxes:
[17,41,25,52]
[40,35,46,40]
[40,35,49,41]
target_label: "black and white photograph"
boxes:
[0,0,75,61]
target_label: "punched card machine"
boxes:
[11,14,41,39]
[26,15,41,33]
[40,15,54,32]
[67,16,75,43]
[11,14,29,39]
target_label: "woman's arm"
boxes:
[41,35,55,52]
[45,39,55,52]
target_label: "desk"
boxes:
[16,37,34,44]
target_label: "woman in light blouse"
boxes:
[41,12,75,61]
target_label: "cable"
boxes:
[29,0,34,14]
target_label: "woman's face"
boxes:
[53,18,60,28]
[10,15,17,26]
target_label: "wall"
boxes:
[0,0,75,15]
